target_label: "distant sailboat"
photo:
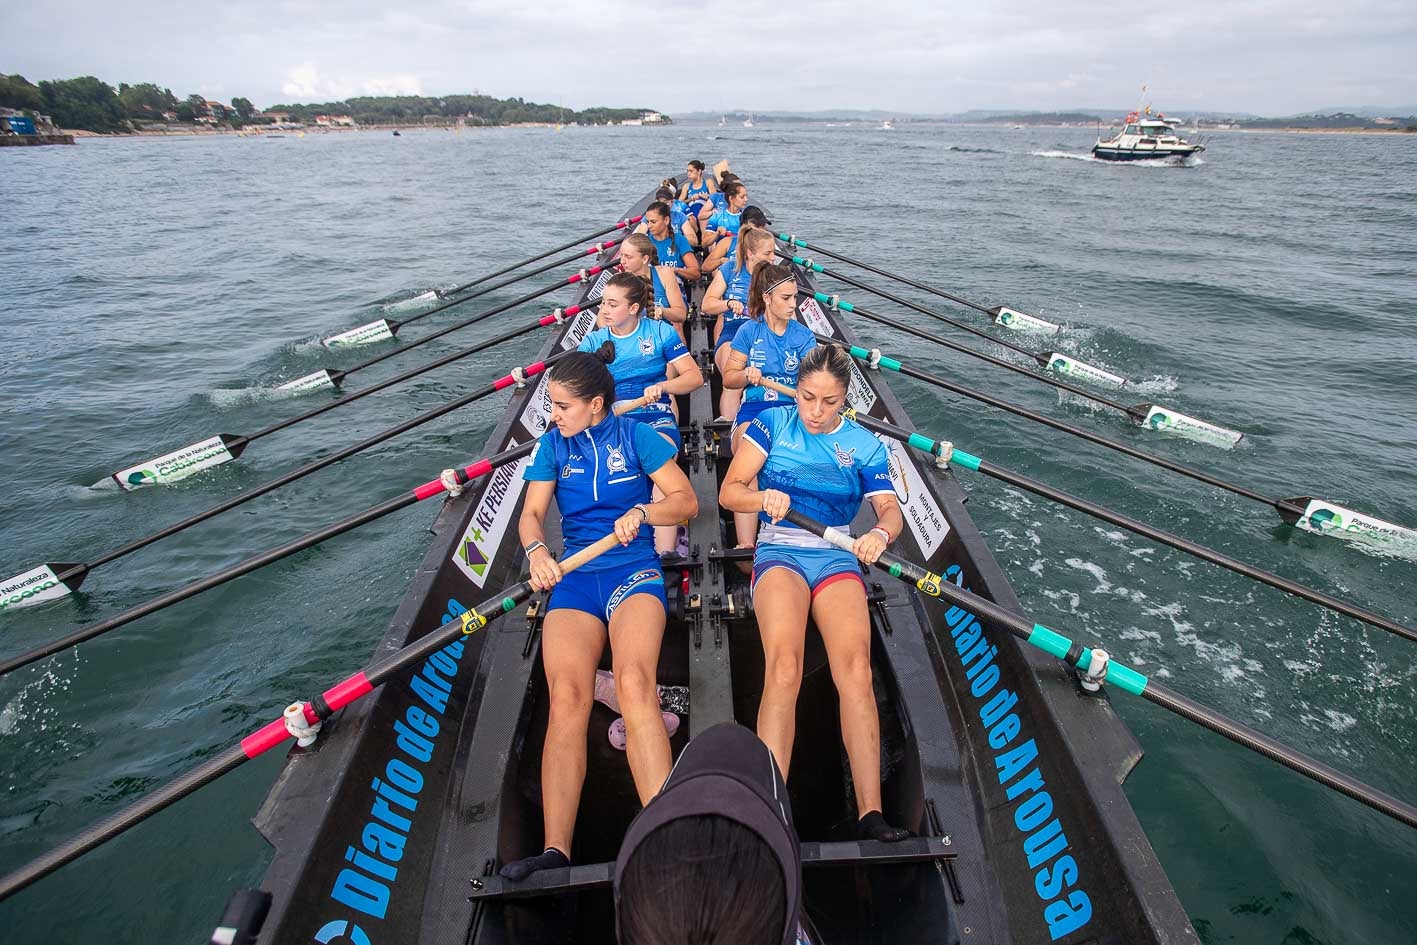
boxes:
[881,119,894,130]
[743,113,754,128]
[718,115,726,127]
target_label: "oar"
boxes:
[808,338,1417,552]
[780,249,1130,390]
[437,216,642,298]
[783,510,1417,830]
[785,257,1244,449]
[316,236,625,352]
[94,268,610,492]
[756,376,1417,641]
[776,232,1063,334]
[0,531,622,901]
[0,322,605,615]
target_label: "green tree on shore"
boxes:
[38,76,128,132]
[0,73,45,111]
[117,82,178,118]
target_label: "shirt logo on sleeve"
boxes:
[606,445,628,474]
[833,442,857,467]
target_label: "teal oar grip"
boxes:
[906,432,935,453]
[951,449,982,471]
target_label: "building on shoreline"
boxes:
[0,107,74,145]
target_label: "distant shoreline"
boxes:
[64,121,639,139]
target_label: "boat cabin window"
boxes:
[1124,124,1141,135]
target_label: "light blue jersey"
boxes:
[742,407,894,535]
[579,317,690,409]
[707,207,742,239]
[718,257,755,307]
[647,230,693,272]
[525,413,677,571]
[730,319,817,405]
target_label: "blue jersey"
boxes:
[718,258,754,311]
[743,407,894,534]
[730,319,817,404]
[579,317,689,409]
[525,413,677,571]
[669,200,692,232]
[685,179,711,203]
[647,230,692,271]
[708,208,741,238]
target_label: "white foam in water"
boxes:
[204,385,305,409]
[0,654,78,737]
[1128,375,1180,394]
[382,289,441,313]
[1031,150,1205,168]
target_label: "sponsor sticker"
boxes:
[112,435,236,489]
[1141,405,1243,448]
[847,359,878,414]
[323,319,395,347]
[451,439,531,587]
[559,307,599,351]
[588,268,612,299]
[0,564,71,612]
[1044,354,1126,389]
[797,297,835,336]
[277,369,337,393]
[993,307,1059,335]
[519,373,554,436]
[877,436,950,556]
[1297,499,1417,545]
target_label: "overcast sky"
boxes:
[4,1,1416,115]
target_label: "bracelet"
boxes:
[869,526,892,544]
[524,540,547,558]
[633,504,650,524]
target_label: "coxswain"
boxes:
[719,343,911,844]
[678,159,717,213]
[501,348,699,882]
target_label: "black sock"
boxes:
[857,810,910,843]
[499,846,570,881]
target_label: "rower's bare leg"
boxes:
[608,593,672,804]
[729,424,759,565]
[812,579,883,817]
[651,481,678,555]
[753,568,811,778]
[716,343,743,421]
[539,610,606,856]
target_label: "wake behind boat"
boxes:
[1093,111,1204,162]
[240,184,1193,944]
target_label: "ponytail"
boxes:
[549,342,618,417]
[736,228,774,275]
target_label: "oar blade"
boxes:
[1281,496,1417,549]
[274,369,339,393]
[103,433,246,490]
[321,318,396,348]
[0,562,83,613]
[1044,353,1128,389]
[1132,404,1244,449]
[990,305,1060,335]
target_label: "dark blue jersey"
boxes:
[525,413,677,571]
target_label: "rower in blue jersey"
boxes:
[677,159,716,213]
[655,185,701,249]
[703,204,768,274]
[719,343,910,845]
[643,199,700,285]
[701,228,776,420]
[701,180,749,249]
[502,348,699,882]
[697,170,739,227]
[617,234,687,328]
[720,261,818,555]
[579,269,703,553]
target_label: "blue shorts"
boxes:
[751,544,864,599]
[733,398,792,431]
[715,318,748,351]
[547,562,667,623]
[627,407,682,451]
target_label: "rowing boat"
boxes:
[239,186,1197,943]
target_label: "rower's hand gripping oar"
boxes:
[0,530,624,902]
[95,266,611,492]
[788,258,1245,449]
[813,333,1417,554]
[1,304,605,613]
[777,232,1063,335]
[318,231,630,351]
[781,509,1417,831]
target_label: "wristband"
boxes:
[869,526,892,544]
[633,504,650,524]
[524,540,547,558]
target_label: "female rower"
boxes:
[701,228,777,420]
[655,185,701,249]
[678,158,717,211]
[703,204,769,275]
[617,233,688,328]
[718,343,910,844]
[700,180,749,249]
[502,349,699,882]
[720,263,817,551]
[643,199,701,285]
[579,270,704,552]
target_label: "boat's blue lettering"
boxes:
[316,596,471,940]
[942,565,1093,940]
[363,822,408,862]
[331,868,390,920]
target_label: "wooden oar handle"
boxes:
[755,378,798,398]
[558,532,623,575]
[613,394,655,415]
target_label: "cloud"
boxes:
[279,62,423,102]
